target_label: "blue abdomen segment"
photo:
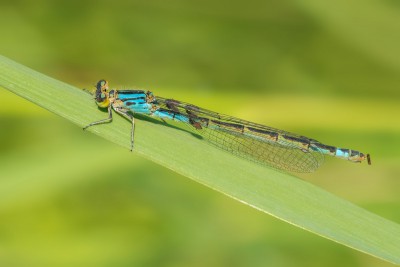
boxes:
[335,148,350,158]
[153,109,190,123]
[310,141,368,163]
[335,148,368,163]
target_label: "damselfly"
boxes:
[84,80,371,173]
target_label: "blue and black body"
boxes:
[84,80,371,173]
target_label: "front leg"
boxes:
[83,105,113,130]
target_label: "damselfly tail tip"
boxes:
[367,154,371,165]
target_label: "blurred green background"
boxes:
[0,0,399,266]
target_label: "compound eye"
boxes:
[96,80,109,91]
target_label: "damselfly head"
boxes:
[95,79,110,108]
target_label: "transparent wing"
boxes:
[155,96,324,173]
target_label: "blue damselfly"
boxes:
[84,80,371,173]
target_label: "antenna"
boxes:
[367,154,371,165]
